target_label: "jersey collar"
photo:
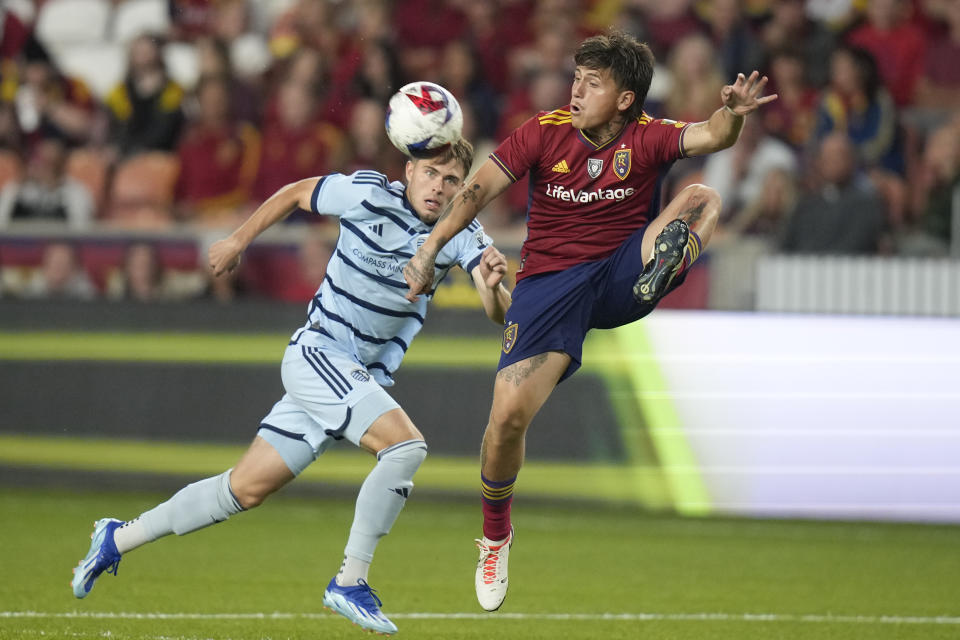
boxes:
[576,121,629,152]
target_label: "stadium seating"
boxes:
[52,43,126,100]
[112,0,171,43]
[163,42,200,91]
[35,0,112,48]
[106,152,180,228]
[66,147,110,213]
[0,150,23,191]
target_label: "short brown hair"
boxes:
[414,138,475,179]
[574,31,655,121]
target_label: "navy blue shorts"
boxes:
[498,224,686,382]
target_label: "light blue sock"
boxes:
[341,440,427,570]
[114,470,245,553]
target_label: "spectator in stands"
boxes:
[437,40,500,141]
[269,0,341,66]
[105,34,185,158]
[663,33,727,123]
[508,13,577,89]
[633,0,702,59]
[846,0,926,107]
[460,1,525,96]
[761,0,836,88]
[0,102,22,153]
[761,49,818,149]
[725,166,798,238]
[324,38,404,130]
[13,38,96,148]
[175,74,260,224]
[780,132,887,255]
[0,137,94,228]
[169,0,219,40]
[703,115,798,221]
[195,36,262,126]
[700,0,764,83]
[0,5,30,60]
[905,120,960,253]
[813,45,903,174]
[108,242,167,302]
[909,0,960,129]
[343,98,405,179]
[21,241,97,300]
[392,0,465,79]
[252,80,346,206]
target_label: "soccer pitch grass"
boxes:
[2,488,959,640]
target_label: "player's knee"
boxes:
[488,406,531,442]
[681,183,721,216]
[228,477,270,510]
[231,486,266,510]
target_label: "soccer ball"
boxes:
[385,81,463,157]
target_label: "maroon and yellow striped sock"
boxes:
[480,473,516,542]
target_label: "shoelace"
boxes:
[475,540,503,585]
[354,579,384,608]
[100,546,121,577]
[105,559,120,576]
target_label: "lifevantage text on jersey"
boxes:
[544,183,637,203]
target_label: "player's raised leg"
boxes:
[323,408,426,636]
[634,184,720,303]
[71,436,294,599]
[476,351,570,611]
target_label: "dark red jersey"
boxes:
[490,107,689,281]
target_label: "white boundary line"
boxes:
[2,611,959,625]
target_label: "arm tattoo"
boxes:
[678,201,706,226]
[461,183,482,204]
[496,353,550,387]
[437,184,481,225]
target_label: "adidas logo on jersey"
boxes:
[551,160,570,173]
[368,223,384,236]
[391,487,410,498]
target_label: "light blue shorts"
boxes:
[258,343,400,475]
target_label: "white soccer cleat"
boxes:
[475,527,513,611]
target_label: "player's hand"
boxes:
[721,71,778,116]
[478,246,507,289]
[208,236,244,276]
[403,249,435,302]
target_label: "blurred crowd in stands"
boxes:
[0,0,958,304]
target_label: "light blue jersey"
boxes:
[290,170,492,387]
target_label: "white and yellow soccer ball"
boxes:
[385,81,463,157]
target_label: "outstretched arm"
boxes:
[681,71,778,157]
[471,246,512,324]
[208,177,319,276]
[404,159,512,301]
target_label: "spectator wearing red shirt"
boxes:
[0,6,30,59]
[762,49,819,148]
[176,74,260,223]
[913,0,960,116]
[846,0,926,106]
[253,80,346,207]
[392,0,465,79]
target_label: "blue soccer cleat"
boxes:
[71,518,123,598]
[633,218,690,304]
[323,577,398,635]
